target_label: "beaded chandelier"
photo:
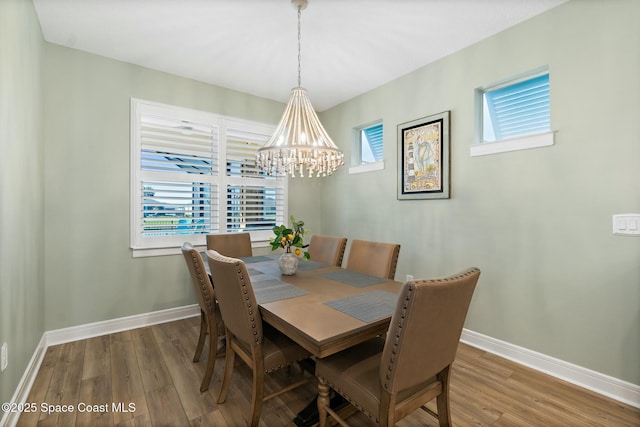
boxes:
[256,0,344,178]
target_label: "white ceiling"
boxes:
[33,0,567,111]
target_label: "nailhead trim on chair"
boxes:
[190,251,215,312]
[388,245,400,279]
[383,283,412,390]
[318,375,380,423]
[230,259,262,345]
[337,243,346,266]
[264,358,308,374]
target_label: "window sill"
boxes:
[132,246,204,258]
[130,239,271,258]
[349,161,385,174]
[470,132,555,157]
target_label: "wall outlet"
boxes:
[1,342,7,372]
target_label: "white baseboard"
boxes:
[45,304,200,346]
[461,328,640,409]
[1,334,47,427]
[1,304,200,427]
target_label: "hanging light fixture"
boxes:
[256,0,344,178]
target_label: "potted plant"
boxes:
[270,216,310,275]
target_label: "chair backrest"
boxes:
[206,232,253,258]
[379,267,480,394]
[308,235,348,266]
[345,239,401,279]
[181,242,216,315]
[205,249,262,349]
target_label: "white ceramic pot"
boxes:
[278,252,299,275]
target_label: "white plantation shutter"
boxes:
[226,127,267,178]
[131,100,283,253]
[224,121,286,235]
[483,73,550,141]
[140,180,216,234]
[225,185,283,231]
[361,123,383,162]
[140,114,219,175]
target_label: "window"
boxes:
[472,68,553,156]
[130,99,285,256]
[350,120,384,174]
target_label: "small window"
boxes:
[472,68,553,156]
[350,121,384,174]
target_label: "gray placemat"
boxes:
[324,290,397,323]
[246,267,265,276]
[252,279,308,304]
[250,262,281,276]
[241,255,274,263]
[297,260,328,271]
[321,270,389,287]
[249,272,277,282]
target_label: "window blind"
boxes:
[362,123,384,162]
[484,73,550,141]
[225,124,285,232]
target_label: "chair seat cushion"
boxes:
[262,323,311,373]
[317,337,437,423]
[316,338,386,420]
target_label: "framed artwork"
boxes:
[397,111,450,200]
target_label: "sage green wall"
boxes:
[42,45,283,330]
[0,0,45,408]
[291,0,640,384]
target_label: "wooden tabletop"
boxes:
[254,264,402,358]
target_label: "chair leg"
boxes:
[193,310,207,363]
[217,334,235,404]
[248,368,264,427]
[379,390,394,427]
[200,313,218,392]
[436,366,452,427]
[247,358,264,427]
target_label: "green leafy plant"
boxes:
[269,215,310,259]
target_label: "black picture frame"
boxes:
[397,111,450,200]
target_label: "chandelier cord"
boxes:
[297,4,302,88]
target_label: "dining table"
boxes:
[238,254,402,357]
[204,251,403,425]
[212,253,404,426]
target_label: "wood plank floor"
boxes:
[17,317,640,426]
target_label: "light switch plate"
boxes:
[613,214,640,236]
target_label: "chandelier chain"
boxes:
[297,5,302,87]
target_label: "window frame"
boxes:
[472,67,554,157]
[130,99,285,257]
[349,120,384,174]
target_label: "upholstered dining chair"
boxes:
[206,232,253,258]
[206,249,312,427]
[308,235,348,266]
[181,242,226,392]
[316,267,481,427]
[345,239,401,280]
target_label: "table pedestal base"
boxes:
[293,394,349,427]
